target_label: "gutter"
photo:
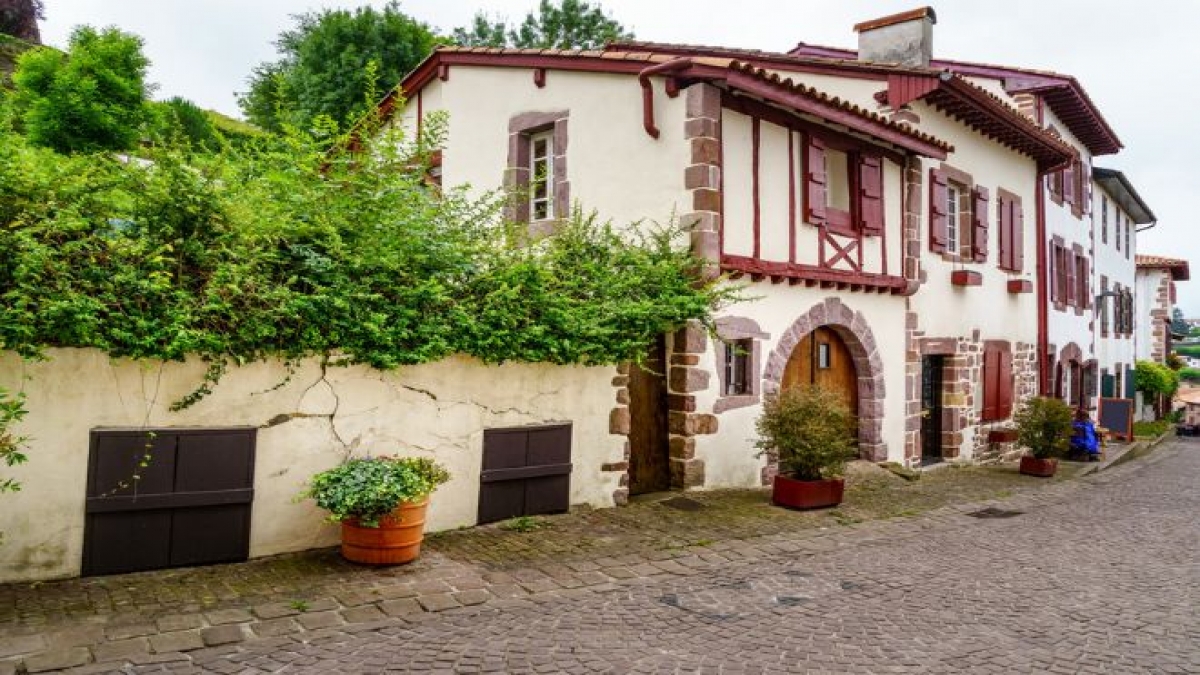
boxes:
[1036,170,1050,396]
[1136,220,1158,233]
[638,58,693,139]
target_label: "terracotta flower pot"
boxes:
[1019,456,1058,478]
[771,475,844,510]
[340,499,429,565]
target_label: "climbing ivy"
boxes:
[0,106,736,394]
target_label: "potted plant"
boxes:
[1012,396,1072,477]
[755,385,857,510]
[301,455,450,565]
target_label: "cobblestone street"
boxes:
[4,438,1198,673]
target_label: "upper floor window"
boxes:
[529,131,554,221]
[997,189,1024,272]
[805,137,883,237]
[1115,213,1122,251]
[930,166,987,262]
[1101,196,1108,244]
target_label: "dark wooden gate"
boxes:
[921,356,945,463]
[478,423,571,524]
[83,428,256,576]
[628,337,670,495]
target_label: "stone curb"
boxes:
[5,440,1183,673]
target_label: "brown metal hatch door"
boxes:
[478,423,571,524]
[83,428,256,576]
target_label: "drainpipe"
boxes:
[1036,170,1050,396]
[638,58,693,139]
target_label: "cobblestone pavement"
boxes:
[3,438,1194,673]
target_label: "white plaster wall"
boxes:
[0,350,622,582]
[1093,186,1138,381]
[400,67,690,231]
[691,285,909,485]
[723,110,755,257]
[1136,269,1164,361]
[906,103,1040,344]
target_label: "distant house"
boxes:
[1135,254,1191,364]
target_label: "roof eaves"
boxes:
[1092,167,1155,224]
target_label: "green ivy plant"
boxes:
[0,387,28,495]
[755,386,857,481]
[300,455,450,527]
[0,104,737,405]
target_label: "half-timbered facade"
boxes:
[384,5,1149,502]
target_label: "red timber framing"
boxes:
[719,92,910,291]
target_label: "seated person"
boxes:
[1070,408,1100,461]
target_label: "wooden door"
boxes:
[781,326,858,415]
[478,423,572,524]
[921,356,945,462]
[628,337,670,495]
[84,428,256,576]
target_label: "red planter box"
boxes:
[988,428,1019,443]
[772,475,844,510]
[1019,456,1058,478]
[951,270,982,286]
[1007,279,1033,294]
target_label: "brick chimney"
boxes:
[854,7,937,68]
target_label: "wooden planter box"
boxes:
[1019,456,1058,478]
[988,428,1019,443]
[951,270,982,286]
[771,475,844,510]
[341,499,430,565]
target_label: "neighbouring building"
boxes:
[1135,254,1191,364]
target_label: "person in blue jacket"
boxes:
[1070,408,1100,461]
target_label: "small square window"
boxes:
[723,339,753,396]
[817,342,832,369]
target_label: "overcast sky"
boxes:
[37,0,1197,316]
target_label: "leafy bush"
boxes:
[301,455,450,527]
[1174,345,1200,358]
[0,109,736,397]
[1180,367,1200,383]
[1013,396,1073,459]
[755,386,857,481]
[1135,360,1180,399]
[1133,420,1171,438]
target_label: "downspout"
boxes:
[1036,170,1050,396]
[638,58,693,139]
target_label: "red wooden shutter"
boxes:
[996,195,1010,270]
[981,348,999,421]
[1064,249,1077,306]
[1082,162,1092,215]
[1080,257,1090,308]
[998,350,1014,418]
[1012,201,1024,272]
[858,155,883,236]
[929,168,948,253]
[805,137,827,226]
[971,185,989,262]
[1063,161,1076,208]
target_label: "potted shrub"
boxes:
[755,385,857,509]
[301,455,450,565]
[1013,397,1072,477]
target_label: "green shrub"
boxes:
[1180,367,1200,383]
[300,455,450,527]
[755,386,857,481]
[1133,420,1171,438]
[1013,396,1073,459]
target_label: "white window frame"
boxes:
[529,131,554,221]
[946,183,961,256]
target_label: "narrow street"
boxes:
[124,440,1199,674]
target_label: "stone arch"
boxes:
[762,297,887,463]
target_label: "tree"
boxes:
[453,0,633,50]
[238,2,437,133]
[1171,307,1190,336]
[0,0,42,44]
[149,97,220,152]
[12,26,149,153]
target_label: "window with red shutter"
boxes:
[1081,162,1092,216]
[929,168,948,253]
[857,155,884,236]
[1065,249,1077,306]
[1012,201,1024,272]
[805,137,827,226]
[998,350,1014,418]
[1076,256,1090,308]
[997,194,1011,270]
[971,186,989,262]
[1063,161,1077,209]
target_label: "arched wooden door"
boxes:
[781,326,858,415]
